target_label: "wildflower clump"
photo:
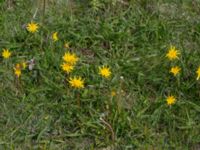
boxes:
[61,51,79,74]
[99,66,111,78]
[26,22,39,33]
[13,61,27,78]
[2,49,11,59]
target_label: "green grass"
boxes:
[0,0,200,149]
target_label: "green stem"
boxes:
[42,0,46,24]
[77,91,81,107]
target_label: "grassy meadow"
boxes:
[0,0,200,149]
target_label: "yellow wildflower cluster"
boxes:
[6,21,200,109]
[13,62,27,78]
[60,51,84,89]
[61,51,78,74]
[165,46,180,105]
[1,23,114,91]
[166,46,181,77]
[60,52,112,89]
[1,47,28,78]
[165,45,200,106]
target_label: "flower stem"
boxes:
[77,91,81,107]
[42,0,46,24]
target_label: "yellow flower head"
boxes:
[64,42,70,49]
[111,90,116,97]
[21,61,27,69]
[62,52,79,65]
[26,22,39,33]
[196,66,200,80]
[2,49,11,59]
[166,95,176,106]
[14,64,21,78]
[52,32,58,42]
[14,69,21,78]
[69,76,84,89]
[166,46,180,60]
[170,66,181,76]
[99,66,111,78]
[61,63,74,73]
[15,63,21,69]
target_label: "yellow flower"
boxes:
[69,76,84,89]
[111,91,116,97]
[14,69,21,78]
[61,63,74,73]
[64,42,70,48]
[166,95,176,106]
[21,61,27,69]
[62,52,79,65]
[26,22,39,33]
[14,64,21,78]
[196,66,200,80]
[2,49,11,59]
[52,32,58,42]
[166,46,180,60]
[170,66,181,76]
[15,63,21,69]
[99,66,111,78]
